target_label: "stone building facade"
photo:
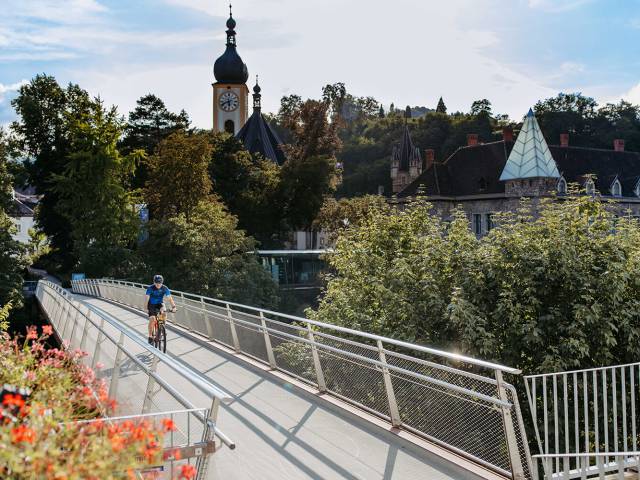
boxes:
[393,109,640,235]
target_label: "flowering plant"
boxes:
[0,326,197,479]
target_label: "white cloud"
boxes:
[527,0,592,12]
[0,80,28,103]
[609,82,640,105]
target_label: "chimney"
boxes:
[467,134,479,147]
[560,133,569,148]
[614,139,625,152]
[424,149,435,169]
[502,127,513,143]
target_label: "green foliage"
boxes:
[140,199,278,307]
[0,303,11,331]
[436,97,447,114]
[53,98,141,266]
[146,131,211,221]
[313,195,388,242]
[312,196,640,373]
[0,132,27,310]
[10,75,84,269]
[208,132,282,243]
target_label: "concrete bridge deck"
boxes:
[75,294,499,480]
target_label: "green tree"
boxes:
[141,199,278,307]
[313,195,388,242]
[11,75,91,271]
[0,130,27,310]
[436,97,447,114]
[311,196,640,373]
[146,131,211,221]
[53,98,141,273]
[120,94,190,189]
[208,133,282,244]
[470,99,492,117]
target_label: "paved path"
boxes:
[74,295,494,480]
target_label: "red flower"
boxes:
[2,393,25,409]
[161,418,176,432]
[110,434,126,452]
[179,464,197,479]
[26,326,37,340]
[42,325,53,336]
[11,424,36,443]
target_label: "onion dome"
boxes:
[213,4,249,84]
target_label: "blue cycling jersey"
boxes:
[146,285,171,305]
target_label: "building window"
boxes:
[472,214,482,236]
[485,213,493,232]
[479,177,487,192]
[15,223,21,233]
[557,177,567,195]
[224,119,235,134]
[585,178,595,195]
[635,180,640,198]
[611,179,622,197]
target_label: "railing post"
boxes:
[142,355,160,414]
[201,298,215,340]
[495,369,525,480]
[306,323,327,392]
[377,339,402,427]
[226,304,240,352]
[92,316,105,369]
[69,303,81,348]
[108,331,126,399]
[260,312,277,369]
[79,306,91,351]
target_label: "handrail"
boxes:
[36,281,235,450]
[73,277,532,479]
[102,278,520,375]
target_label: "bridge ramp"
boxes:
[77,295,496,480]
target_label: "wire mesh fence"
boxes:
[73,278,533,478]
[36,281,235,480]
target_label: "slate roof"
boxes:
[499,109,560,180]
[236,110,286,165]
[10,198,34,217]
[392,126,422,171]
[398,141,640,199]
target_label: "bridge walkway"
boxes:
[76,294,497,480]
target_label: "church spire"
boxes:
[226,3,237,46]
[253,75,261,112]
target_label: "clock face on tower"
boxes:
[219,91,239,112]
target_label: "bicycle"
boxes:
[152,306,175,353]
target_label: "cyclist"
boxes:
[145,275,176,344]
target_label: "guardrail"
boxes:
[525,363,640,479]
[37,281,235,480]
[73,278,533,479]
[68,408,214,478]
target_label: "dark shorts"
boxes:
[148,303,164,317]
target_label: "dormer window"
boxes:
[479,177,487,192]
[557,177,567,195]
[634,179,640,198]
[585,178,596,195]
[611,178,622,197]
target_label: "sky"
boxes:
[1,0,640,128]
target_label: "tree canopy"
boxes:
[311,195,640,373]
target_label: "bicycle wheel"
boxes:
[159,324,167,353]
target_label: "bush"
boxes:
[0,326,195,479]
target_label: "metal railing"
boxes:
[36,281,235,480]
[525,363,640,479]
[68,408,213,478]
[73,278,533,479]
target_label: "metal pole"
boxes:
[201,298,215,340]
[495,370,525,480]
[226,304,240,352]
[377,339,402,427]
[108,331,126,399]
[307,323,327,392]
[92,316,105,369]
[142,355,160,413]
[260,312,277,369]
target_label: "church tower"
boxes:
[213,4,249,134]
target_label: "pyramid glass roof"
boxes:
[499,109,560,180]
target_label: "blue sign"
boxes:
[71,273,85,281]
